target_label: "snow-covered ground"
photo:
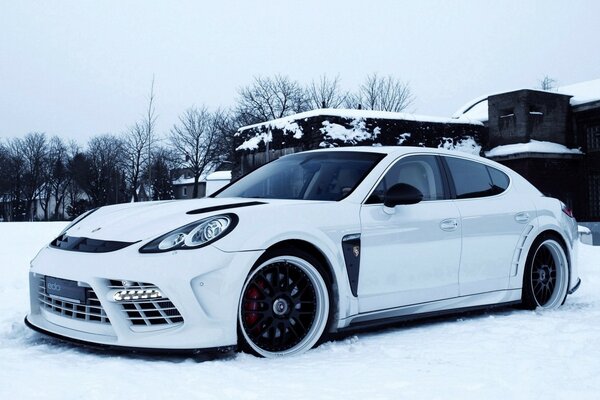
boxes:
[1,222,599,399]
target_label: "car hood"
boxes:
[62,198,329,243]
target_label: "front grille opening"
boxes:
[38,276,110,324]
[109,280,184,326]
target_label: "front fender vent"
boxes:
[50,234,137,253]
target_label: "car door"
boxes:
[442,155,534,296]
[358,154,461,313]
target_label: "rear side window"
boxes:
[488,166,510,192]
[444,157,510,199]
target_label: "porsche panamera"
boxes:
[25,146,581,357]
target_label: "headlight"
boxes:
[139,214,238,253]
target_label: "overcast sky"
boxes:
[1,0,599,143]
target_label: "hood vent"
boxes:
[50,234,138,253]
[186,201,266,215]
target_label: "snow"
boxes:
[206,171,232,181]
[397,132,411,145]
[236,131,273,151]
[438,137,482,155]
[173,171,231,185]
[486,140,583,157]
[1,222,599,399]
[558,79,600,106]
[320,118,381,145]
[237,108,484,151]
[240,109,484,132]
[172,174,197,185]
[453,95,489,122]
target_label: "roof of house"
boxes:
[453,78,600,122]
[172,170,232,186]
[239,108,484,133]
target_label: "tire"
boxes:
[238,248,331,358]
[522,236,570,310]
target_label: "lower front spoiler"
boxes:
[24,316,236,356]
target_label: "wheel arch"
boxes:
[258,239,340,329]
[520,229,571,309]
[532,229,572,285]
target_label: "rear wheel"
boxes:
[522,237,569,309]
[238,251,330,357]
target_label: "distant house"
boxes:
[172,169,232,199]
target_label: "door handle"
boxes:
[515,212,530,224]
[440,218,459,232]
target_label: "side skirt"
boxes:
[338,289,522,331]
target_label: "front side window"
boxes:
[445,157,509,199]
[366,155,445,204]
[214,151,385,201]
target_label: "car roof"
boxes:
[300,146,486,161]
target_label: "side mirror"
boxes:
[383,183,423,213]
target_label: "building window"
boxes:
[183,187,188,197]
[529,106,544,125]
[587,125,600,151]
[499,108,515,131]
[589,172,600,219]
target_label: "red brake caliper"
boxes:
[244,280,264,326]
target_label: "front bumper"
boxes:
[24,316,236,354]
[26,243,262,350]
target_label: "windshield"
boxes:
[214,151,385,201]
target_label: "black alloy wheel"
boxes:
[238,252,330,357]
[522,237,569,309]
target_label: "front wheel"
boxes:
[522,237,570,309]
[238,251,330,357]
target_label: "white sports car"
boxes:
[26,147,581,357]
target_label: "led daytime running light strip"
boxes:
[113,289,163,302]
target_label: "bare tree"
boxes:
[144,76,157,194]
[0,143,13,220]
[74,134,125,207]
[235,75,308,126]
[4,139,26,220]
[14,132,48,220]
[64,141,83,218]
[211,107,237,163]
[145,145,176,201]
[346,73,414,112]
[538,75,557,91]
[306,74,347,109]
[39,136,70,220]
[169,106,222,198]
[123,122,152,202]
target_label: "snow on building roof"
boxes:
[206,171,231,181]
[172,170,232,185]
[172,175,197,185]
[453,78,600,122]
[485,140,583,158]
[239,108,484,132]
[557,79,600,106]
[453,96,489,122]
[237,108,484,151]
